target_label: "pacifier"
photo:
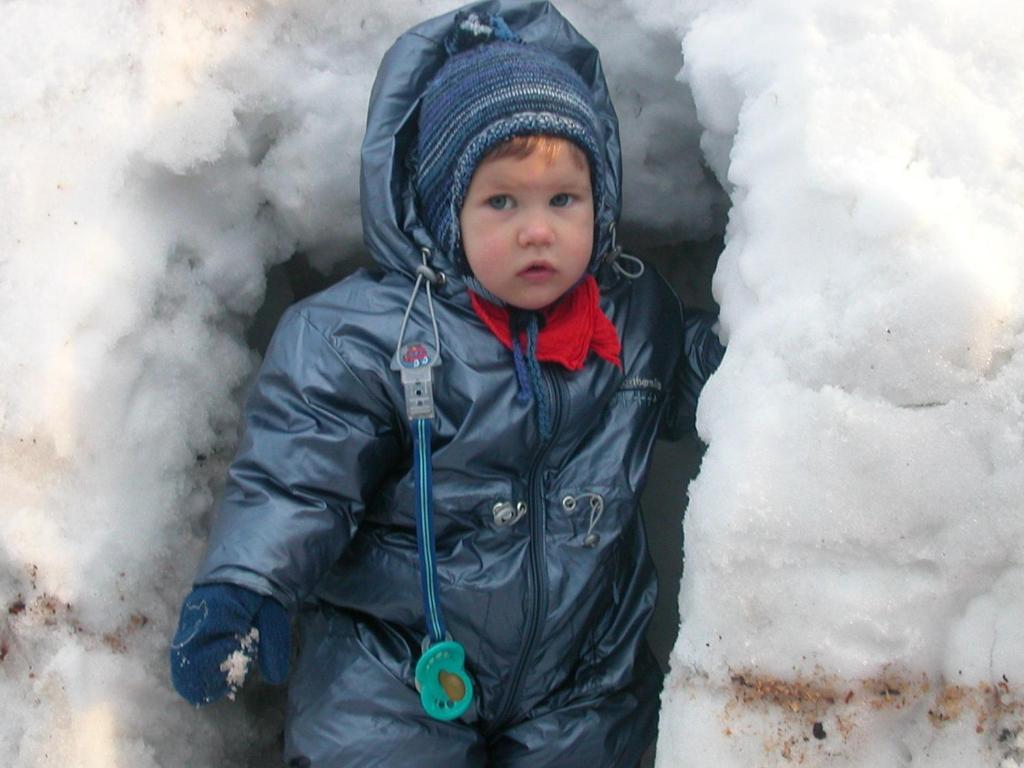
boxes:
[415,639,474,720]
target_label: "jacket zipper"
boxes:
[493,366,564,727]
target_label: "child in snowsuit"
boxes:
[169,2,724,766]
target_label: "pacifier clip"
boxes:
[392,260,474,722]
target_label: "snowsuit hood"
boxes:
[360,0,623,286]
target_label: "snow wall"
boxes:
[1,1,1022,767]
[651,2,1024,767]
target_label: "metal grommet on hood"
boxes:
[415,251,447,294]
[416,259,446,285]
[600,222,623,269]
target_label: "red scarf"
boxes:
[469,275,622,370]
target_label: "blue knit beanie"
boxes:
[414,11,606,271]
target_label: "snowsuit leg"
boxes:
[487,644,661,767]
[283,607,487,768]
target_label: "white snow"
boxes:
[649,1,1024,766]
[1,0,1020,766]
[219,629,260,700]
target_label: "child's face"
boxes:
[460,141,593,310]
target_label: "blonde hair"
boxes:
[482,135,589,170]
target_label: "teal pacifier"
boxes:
[415,640,474,721]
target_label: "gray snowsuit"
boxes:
[193,2,724,765]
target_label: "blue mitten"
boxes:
[169,583,290,706]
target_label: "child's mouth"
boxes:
[519,263,555,281]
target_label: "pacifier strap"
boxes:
[412,417,445,643]
[410,413,473,721]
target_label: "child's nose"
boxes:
[517,213,556,248]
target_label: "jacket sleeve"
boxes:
[193,306,401,612]
[661,305,726,439]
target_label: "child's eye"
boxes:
[550,193,574,207]
[487,195,514,210]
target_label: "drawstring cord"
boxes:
[395,250,444,370]
[602,222,646,279]
[510,327,532,403]
[509,311,552,440]
[613,251,646,279]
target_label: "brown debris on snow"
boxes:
[6,565,151,656]
[730,671,840,716]
[102,614,150,654]
[717,666,1024,764]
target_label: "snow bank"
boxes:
[11,0,1017,765]
[0,2,716,765]
[650,1,1024,765]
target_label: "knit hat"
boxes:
[414,11,606,271]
